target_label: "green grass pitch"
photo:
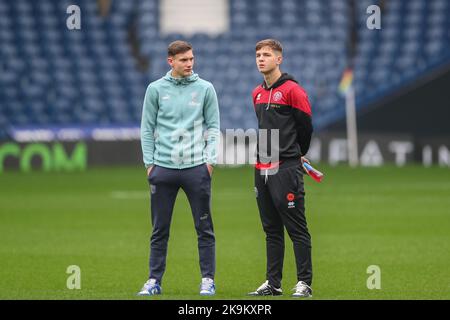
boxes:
[0,165,449,299]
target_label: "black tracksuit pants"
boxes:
[147,163,215,284]
[255,160,312,288]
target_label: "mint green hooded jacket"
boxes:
[141,71,220,169]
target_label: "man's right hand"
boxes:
[147,165,154,177]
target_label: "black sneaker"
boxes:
[248,280,283,296]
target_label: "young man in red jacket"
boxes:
[248,39,314,298]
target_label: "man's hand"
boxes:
[206,164,214,177]
[146,165,154,177]
[301,157,310,175]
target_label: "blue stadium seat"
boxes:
[0,0,449,139]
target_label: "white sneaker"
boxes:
[292,281,312,298]
[200,278,215,296]
[137,278,162,296]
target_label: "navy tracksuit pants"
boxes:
[147,163,215,284]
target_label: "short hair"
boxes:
[255,39,283,54]
[168,40,193,57]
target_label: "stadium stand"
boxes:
[0,0,449,139]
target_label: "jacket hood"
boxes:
[262,73,298,90]
[164,70,199,85]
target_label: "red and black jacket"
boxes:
[252,73,313,166]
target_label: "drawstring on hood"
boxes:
[266,88,273,110]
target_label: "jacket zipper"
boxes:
[265,88,273,110]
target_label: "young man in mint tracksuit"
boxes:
[138,41,220,297]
